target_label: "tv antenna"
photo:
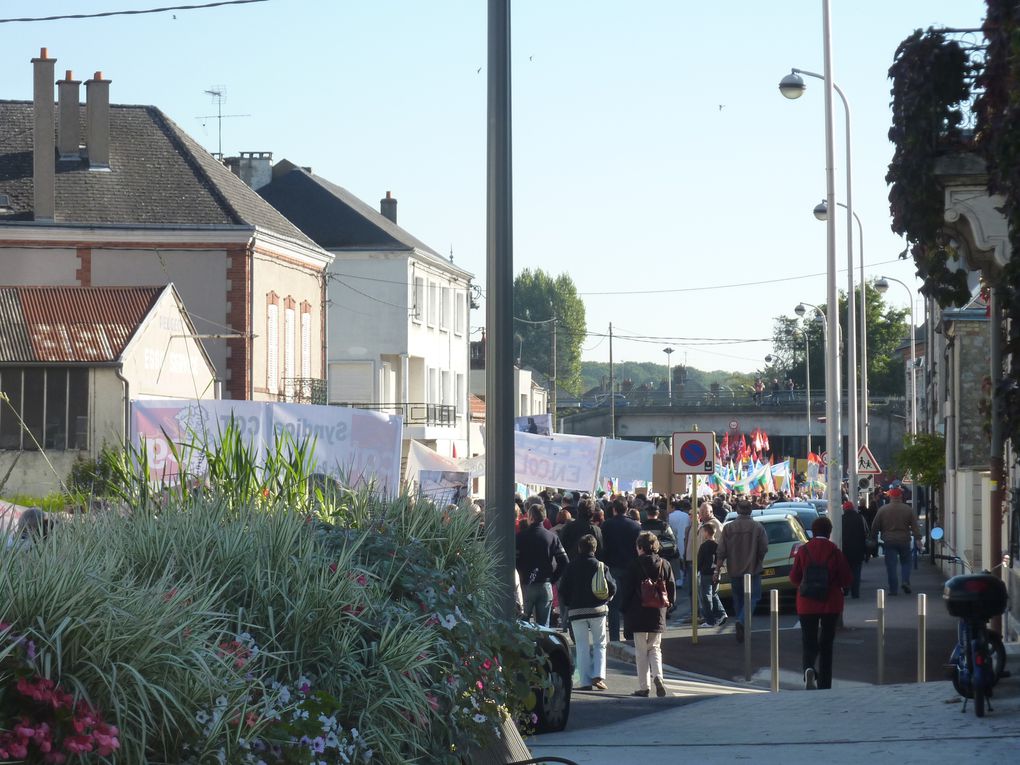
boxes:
[196,86,250,158]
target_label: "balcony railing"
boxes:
[278,378,327,405]
[330,402,457,427]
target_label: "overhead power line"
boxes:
[0,0,267,24]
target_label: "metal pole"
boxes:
[909,298,916,435]
[609,323,615,439]
[856,214,869,447]
[770,588,780,692]
[744,572,753,681]
[877,588,885,684]
[484,0,516,620]
[917,593,927,683]
[805,329,812,457]
[551,317,557,432]
[990,287,1004,634]
[691,473,700,645]
[821,0,843,548]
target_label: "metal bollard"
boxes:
[877,589,885,685]
[744,573,752,682]
[917,593,927,683]
[770,588,779,693]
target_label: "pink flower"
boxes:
[356,574,368,586]
[426,693,439,712]
[482,659,493,671]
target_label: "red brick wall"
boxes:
[225,243,252,400]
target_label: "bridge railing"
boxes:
[571,391,904,412]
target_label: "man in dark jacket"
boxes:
[716,499,769,643]
[868,487,921,594]
[601,497,642,642]
[841,500,869,598]
[559,497,604,561]
[516,501,569,626]
[558,534,617,690]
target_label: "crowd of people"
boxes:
[513,484,921,694]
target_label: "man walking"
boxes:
[868,487,921,594]
[516,499,569,626]
[601,497,642,642]
[668,497,691,587]
[841,500,868,599]
[715,500,769,643]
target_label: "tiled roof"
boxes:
[257,163,443,257]
[0,100,317,248]
[469,393,486,418]
[0,285,162,363]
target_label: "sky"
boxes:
[0,0,988,374]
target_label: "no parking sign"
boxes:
[672,431,716,475]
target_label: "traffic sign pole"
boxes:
[691,472,699,645]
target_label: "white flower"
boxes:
[195,710,209,724]
[362,749,374,762]
[439,613,457,629]
[447,585,457,595]
[350,727,360,739]
[215,695,228,708]
[473,713,487,723]
[319,714,338,732]
[277,685,291,703]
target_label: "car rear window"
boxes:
[763,520,797,544]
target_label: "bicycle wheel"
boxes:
[989,632,1007,681]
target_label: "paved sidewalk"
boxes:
[528,675,1020,764]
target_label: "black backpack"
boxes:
[799,545,832,601]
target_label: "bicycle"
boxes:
[932,528,1009,717]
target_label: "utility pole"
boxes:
[609,322,615,439]
[551,317,557,432]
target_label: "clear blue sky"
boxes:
[0,0,987,373]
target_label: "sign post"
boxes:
[857,444,882,476]
[673,430,716,645]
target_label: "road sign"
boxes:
[857,444,882,475]
[728,419,739,431]
[820,451,828,463]
[672,431,716,475]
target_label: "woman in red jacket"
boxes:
[789,516,853,690]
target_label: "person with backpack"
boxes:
[619,531,676,697]
[789,516,853,690]
[557,534,616,691]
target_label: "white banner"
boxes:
[514,413,553,436]
[130,399,403,496]
[600,439,654,483]
[514,431,605,492]
[404,440,486,486]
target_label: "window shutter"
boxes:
[267,304,279,395]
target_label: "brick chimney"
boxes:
[85,71,111,170]
[224,151,273,190]
[380,191,397,224]
[57,69,81,161]
[32,47,56,221]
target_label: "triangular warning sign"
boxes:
[857,444,882,475]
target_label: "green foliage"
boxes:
[0,424,541,763]
[886,27,974,307]
[895,432,946,488]
[0,492,70,513]
[513,269,587,395]
[579,361,753,399]
[769,283,910,397]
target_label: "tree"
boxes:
[895,432,946,489]
[767,282,910,398]
[513,269,586,395]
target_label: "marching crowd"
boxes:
[513,485,922,694]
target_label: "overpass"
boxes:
[559,392,907,475]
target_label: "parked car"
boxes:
[715,513,809,603]
[805,498,829,515]
[765,502,822,535]
[523,622,572,733]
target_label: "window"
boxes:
[455,292,465,335]
[301,310,312,379]
[0,368,89,451]
[428,282,438,327]
[428,367,438,404]
[456,373,465,419]
[267,303,279,395]
[412,276,424,322]
[440,286,450,331]
[441,370,451,405]
[284,305,296,399]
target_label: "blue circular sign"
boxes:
[680,439,707,466]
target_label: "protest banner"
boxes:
[513,431,604,492]
[601,439,654,485]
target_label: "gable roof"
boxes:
[258,162,451,261]
[0,285,163,363]
[0,100,317,248]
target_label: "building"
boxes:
[252,159,474,460]
[0,284,215,495]
[0,50,332,405]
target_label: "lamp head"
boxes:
[813,199,828,221]
[779,71,806,99]
[875,277,890,295]
[794,303,807,317]
[663,346,674,356]
[765,354,775,363]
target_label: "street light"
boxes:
[875,276,917,435]
[663,346,675,403]
[815,199,870,448]
[777,2,844,551]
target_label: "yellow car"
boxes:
[715,513,809,602]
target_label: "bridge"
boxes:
[559,392,907,473]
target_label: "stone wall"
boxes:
[953,318,990,469]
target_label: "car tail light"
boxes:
[789,542,802,558]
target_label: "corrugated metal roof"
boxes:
[0,286,162,363]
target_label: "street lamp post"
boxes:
[663,346,675,404]
[875,276,917,435]
[795,303,826,463]
[778,0,843,550]
[814,199,869,448]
